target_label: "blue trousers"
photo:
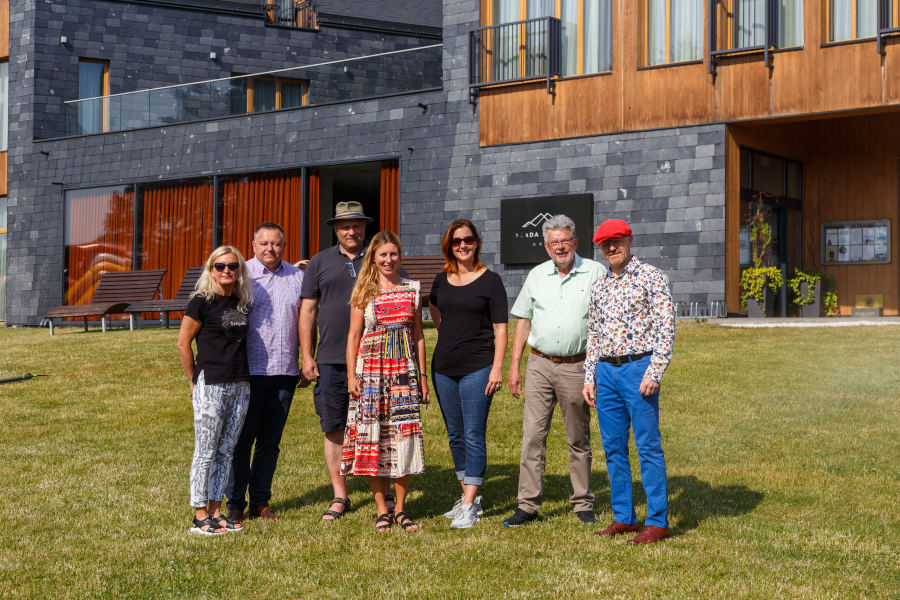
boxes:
[226,375,296,511]
[433,365,493,486]
[594,356,668,528]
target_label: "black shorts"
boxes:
[313,363,349,433]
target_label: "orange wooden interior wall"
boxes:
[726,113,900,315]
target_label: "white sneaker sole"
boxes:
[450,517,480,529]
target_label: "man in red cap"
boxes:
[582,219,675,544]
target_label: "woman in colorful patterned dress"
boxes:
[342,231,429,532]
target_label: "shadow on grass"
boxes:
[273,461,612,521]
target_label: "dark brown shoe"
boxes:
[628,525,670,544]
[594,521,640,537]
[248,506,280,520]
[227,508,244,525]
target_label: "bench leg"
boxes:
[164,312,171,329]
[49,319,55,336]
[101,316,107,333]
[129,314,135,332]
[84,317,89,332]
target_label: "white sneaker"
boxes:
[444,494,484,519]
[443,495,464,519]
[450,503,480,529]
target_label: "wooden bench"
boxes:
[44,269,166,335]
[402,256,445,302]
[124,267,204,328]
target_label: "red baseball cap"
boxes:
[592,219,633,245]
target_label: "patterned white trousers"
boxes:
[189,371,250,508]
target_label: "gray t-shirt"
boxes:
[300,244,365,365]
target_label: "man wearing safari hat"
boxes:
[300,201,374,521]
[581,219,675,544]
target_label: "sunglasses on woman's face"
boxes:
[451,235,477,248]
[213,262,240,272]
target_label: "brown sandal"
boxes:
[321,497,351,521]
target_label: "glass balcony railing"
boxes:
[65,44,442,136]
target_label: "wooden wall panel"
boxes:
[0,0,8,59]
[0,151,6,196]
[479,2,900,146]
[727,115,900,316]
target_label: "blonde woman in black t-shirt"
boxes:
[429,219,508,529]
[177,246,253,535]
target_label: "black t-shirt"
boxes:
[185,294,250,384]
[430,270,508,377]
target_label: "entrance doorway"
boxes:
[739,148,802,316]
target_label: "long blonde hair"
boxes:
[349,231,402,309]
[191,245,253,313]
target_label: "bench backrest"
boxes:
[92,270,167,303]
[173,267,204,301]
[402,256,445,300]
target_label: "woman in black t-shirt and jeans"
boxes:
[177,246,253,535]
[429,219,508,529]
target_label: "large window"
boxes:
[222,170,304,263]
[492,0,613,75]
[77,59,109,135]
[233,75,309,114]
[64,186,134,305]
[0,196,6,323]
[829,0,878,41]
[0,61,8,151]
[646,0,704,65]
[713,0,803,51]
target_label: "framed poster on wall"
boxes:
[821,220,890,265]
[500,194,593,264]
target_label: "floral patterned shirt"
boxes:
[583,257,675,385]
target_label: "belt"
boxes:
[599,351,653,366]
[530,348,586,364]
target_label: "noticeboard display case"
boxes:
[821,220,890,265]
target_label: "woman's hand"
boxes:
[419,378,430,405]
[348,374,361,400]
[484,366,503,396]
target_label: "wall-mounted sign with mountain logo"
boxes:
[500,194,593,264]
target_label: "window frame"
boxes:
[77,58,110,134]
[484,0,613,76]
[239,75,310,114]
[825,0,880,42]
[642,0,706,66]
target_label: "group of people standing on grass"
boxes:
[177,200,675,544]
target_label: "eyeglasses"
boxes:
[345,260,357,278]
[213,262,240,272]
[546,238,575,249]
[451,236,477,248]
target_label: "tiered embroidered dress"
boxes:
[340,279,426,478]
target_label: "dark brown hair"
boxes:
[440,219,485,276]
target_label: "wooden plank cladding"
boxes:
[479,2,900,146]
[726,113,900,316]
[0,151,6,196]
[0,0,7,59]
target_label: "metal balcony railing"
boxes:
[64,44,442,136]
[708,0,780,73]
[877,0,900,53]
[267,0,317,29]
[469,17,561,95]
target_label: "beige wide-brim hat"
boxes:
[326,201,375,225]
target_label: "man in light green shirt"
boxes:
[503,215,606,527]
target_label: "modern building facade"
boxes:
[5,0,900,326]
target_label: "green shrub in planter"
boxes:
[788,268,838,317]
[740,266,783,313]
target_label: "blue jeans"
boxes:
[433,365,493,486]
[594,356,668,528]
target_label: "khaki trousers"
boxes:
[517,353,594,513]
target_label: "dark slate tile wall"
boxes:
[6,0,726,326]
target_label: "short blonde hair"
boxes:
[191,245,253,313]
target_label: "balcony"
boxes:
[266,0,317,30]
[469,17,561,95]
[64,44,442,136]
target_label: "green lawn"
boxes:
[1,322,898,599]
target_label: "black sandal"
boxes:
[394,511,419,531]
[190,516,226,536]
[321,497,351,521]
[210,513,243,531]
[375,513,392,532]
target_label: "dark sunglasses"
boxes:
[213,262,240,272]
[451,235,477,248]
